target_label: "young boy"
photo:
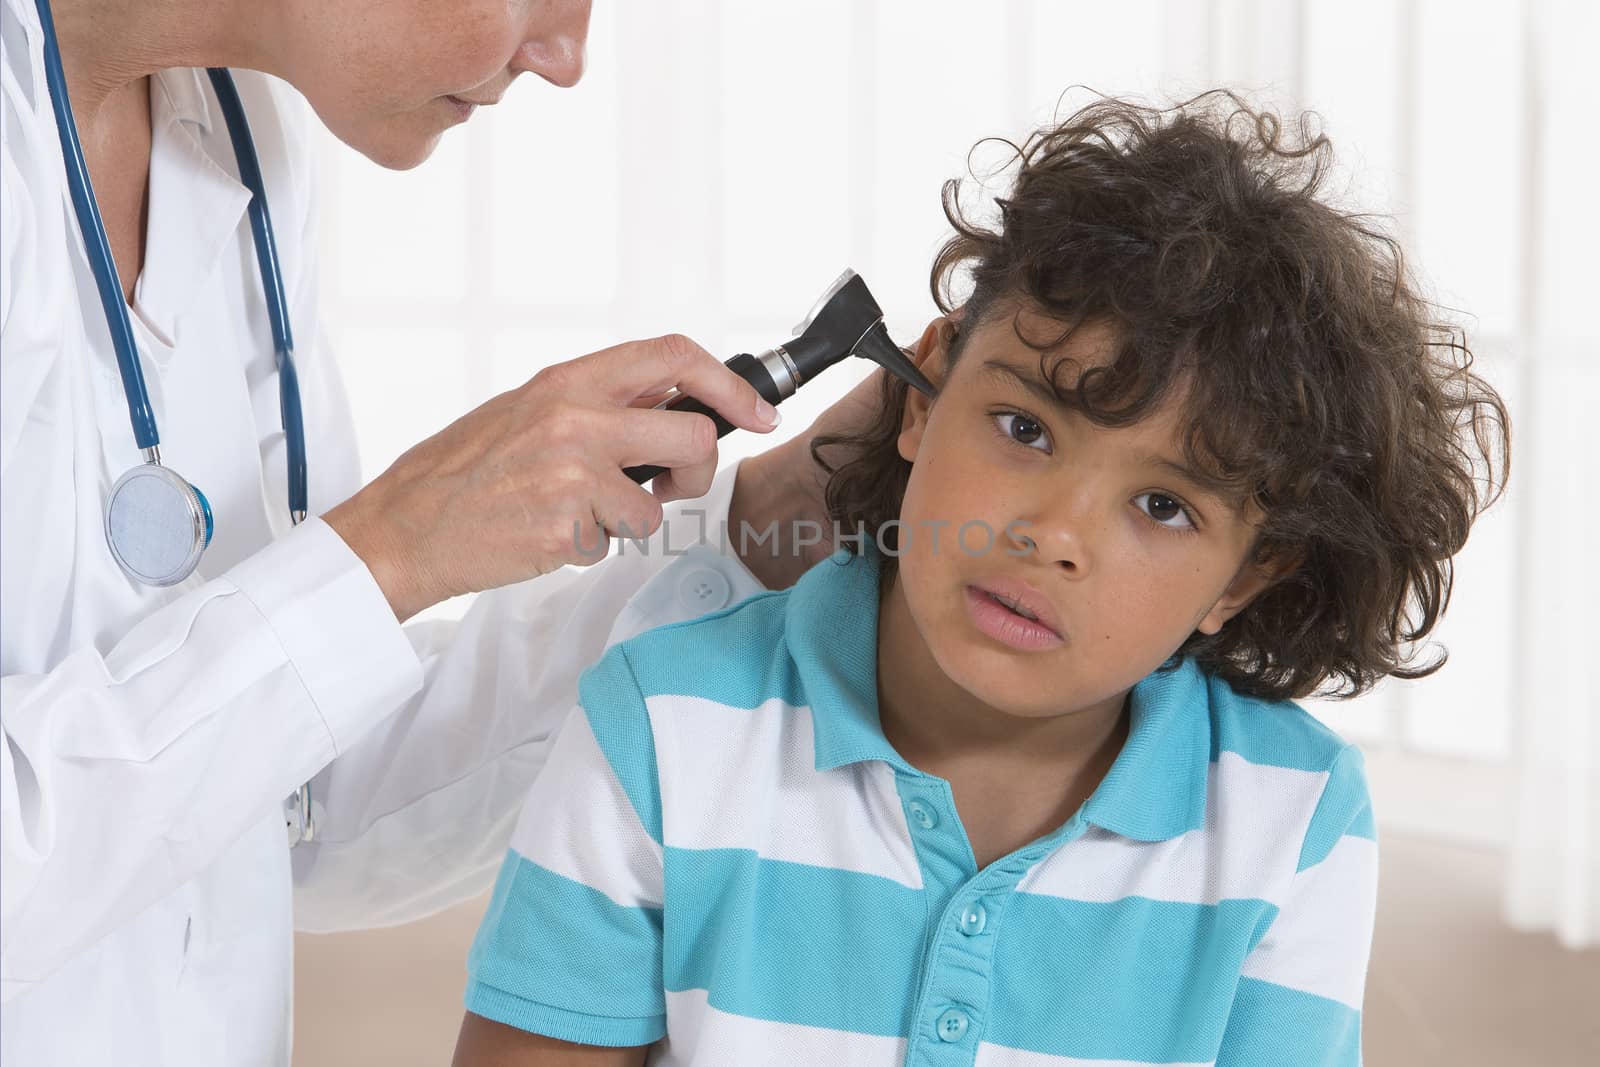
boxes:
[451,93,1509,1066]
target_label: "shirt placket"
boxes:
[894,771,1090,1066]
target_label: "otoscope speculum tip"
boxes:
[855,321,938,398]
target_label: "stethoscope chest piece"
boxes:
[105,462,214,587]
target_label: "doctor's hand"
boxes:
[324,334,781,622]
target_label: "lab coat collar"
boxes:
[10,0,246,353]
[787,543,1211,843]
[134,68,251,350]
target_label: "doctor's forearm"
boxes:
[727,368,887,590]
[726,441,834,591]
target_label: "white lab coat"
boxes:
[0,0,766,1061]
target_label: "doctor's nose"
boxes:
[514,0,593,88]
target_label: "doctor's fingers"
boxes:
[603,403,737,477]
[642,448,719,504]
[561,333,782,434]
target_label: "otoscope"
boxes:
[624,269,938,484]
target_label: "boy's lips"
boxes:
[965,575,1065,639]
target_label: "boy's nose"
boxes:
[1006,516,1089,577]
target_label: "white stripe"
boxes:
[654,988,906,1067]
[1237,832,1379,1008]
[648,694,923,889]
[507,706,663,909]
[1017,753,1325,907]
[976,1041,1212,1066]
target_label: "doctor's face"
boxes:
[277,0,592,169]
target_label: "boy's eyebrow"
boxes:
[1134,451,1222,495]
[978,358,1236,500]
[978,359,1071,415]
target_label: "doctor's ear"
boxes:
[896,316,955,463]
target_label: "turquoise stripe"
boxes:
[1298,747,1377,872]
[578,648,664,843]
[989,892,1277,1062]
[1207,673,1351,773]
[1215,977,1362,1064]
[657,847,1284,1061]
[1349,799,1377,841]
[471,847,1335,1062]
[467,854,665,1033]
[622,595,805,709]
[662,847,924,1038]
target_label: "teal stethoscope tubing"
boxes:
[33,0,308,520]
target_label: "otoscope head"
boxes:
[787,270,938,398]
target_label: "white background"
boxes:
[315,0,1599,855]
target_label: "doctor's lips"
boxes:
[443,94,501,121]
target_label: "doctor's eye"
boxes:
[991,410,1052,453]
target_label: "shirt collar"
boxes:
[152,67,217,135]
[784,545,907,773]
[784,545,1211,843]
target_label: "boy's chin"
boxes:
[933,642,1078,719]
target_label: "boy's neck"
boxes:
[874,571,1130,804]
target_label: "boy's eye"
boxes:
[992,411,1051,452]
[1133,492,1196,531]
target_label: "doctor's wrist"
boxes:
[322,493,437,623]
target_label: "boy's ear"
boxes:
[896,315,956,464]
[1194,550,1301,636]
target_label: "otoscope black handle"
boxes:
[624,352,785,484]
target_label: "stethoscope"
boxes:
[35,0,317,846]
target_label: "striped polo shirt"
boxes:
[465,546,1378,1066]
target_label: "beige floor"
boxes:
[293,831,1600,1066]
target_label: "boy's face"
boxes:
[888,308,1280,721]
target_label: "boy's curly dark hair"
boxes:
[810,91,1510,702]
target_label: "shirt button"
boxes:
[935,1007,971,1042]
[906,799,939,830]
[957,901,988,936]
[676,567,732,613]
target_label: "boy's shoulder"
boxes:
[580,579,801,713]
[1199,667,1360,777]
[1196,667,1374,853]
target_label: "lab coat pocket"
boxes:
[51,582,245,764]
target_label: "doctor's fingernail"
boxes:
[757,398,781,427]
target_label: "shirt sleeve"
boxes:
[288,461,765,931]
[463,644,668,1047]
[1216,745,1379,1066]
[0,519,423,1003]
